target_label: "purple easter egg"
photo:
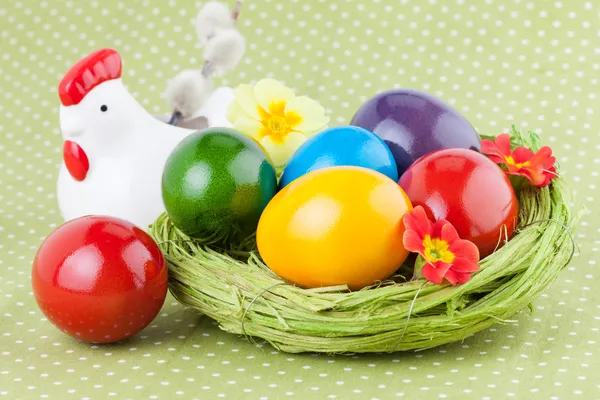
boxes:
[350,89,481,175]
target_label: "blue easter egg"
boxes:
[279,126,399,188]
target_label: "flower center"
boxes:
[504,155,530,169]
[257,101,301,144]
[267,115,291,135]
[423,235,455,263]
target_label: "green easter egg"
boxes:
[162,128,277,240]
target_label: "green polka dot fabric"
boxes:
[1,0,598,398]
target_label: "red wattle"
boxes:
[63,141,89,181]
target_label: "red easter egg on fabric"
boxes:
[32,216,168,343]
[398,148,518,258]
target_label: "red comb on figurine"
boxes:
[58,48,122,106]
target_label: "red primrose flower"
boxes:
[402,206,480,285]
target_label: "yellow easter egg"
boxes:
[257,166,413,290]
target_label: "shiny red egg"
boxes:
[32,216,168,343]
[398,148,518,258]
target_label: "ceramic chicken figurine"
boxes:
[57,48,234,228]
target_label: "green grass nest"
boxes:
[149,133,578,354]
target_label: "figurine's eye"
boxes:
[100,105,108,112]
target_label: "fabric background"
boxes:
[0,0,598,398]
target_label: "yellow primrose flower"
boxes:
[227,78,330,167]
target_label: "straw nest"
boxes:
[149,134,577,354]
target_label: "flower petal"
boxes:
[444,269,473,285]
[479,139,496,153]
[233,84,261,120]
[504,162,523,173]
[524,166,550,186]
[226,99,245,124]
[481,133,511,161]
[439,221,459,245]
[448,239,480,263]
[260,131,307,167]
[431,260,452,272]
[505,169,532,180]
[495,133,512,155]
[539,166,558,187]
[421,264,444,285]
[512,146,535,164]
[449,258,480,273]
[485,153,506,164]
[522,146,557,187]
[508,166,555,187]
[285,96,330,133]
[455,272,472,284]
[402,206,432,240]
[444,269,459,285]
[422,262,452,285]
[403,229,425,254]
[431,219,444,238]
[254,79,295,116]
[529,146,556,169]
[233,116,263,140]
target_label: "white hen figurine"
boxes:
[57,48,234,228]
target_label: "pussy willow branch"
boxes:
[232,0,243,21]
[201,0,244,78]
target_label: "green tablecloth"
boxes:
[1,0,598,398]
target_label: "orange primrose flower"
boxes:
[480,133,557,187]
[402,206,480,285]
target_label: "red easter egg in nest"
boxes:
[398,148,518,258]
[32,216,168,343]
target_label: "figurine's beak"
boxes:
[168,110,183,126]
[63,128,84,138]
[59,105,85,139]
